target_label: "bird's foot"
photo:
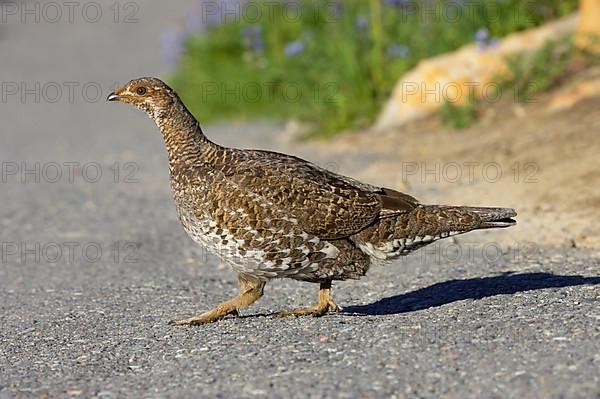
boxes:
[170,308,239,326]
[170,275,265,326]
[277,299,342,318]
[277,306,325,318]
[277,281,342,318]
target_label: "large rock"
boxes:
[576,0,600,53]
[375,14,579,131]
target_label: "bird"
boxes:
[107,77,517,325]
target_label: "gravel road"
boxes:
[1,1,599,398]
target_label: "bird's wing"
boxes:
[377,187,420,217]
[221,149,417,239]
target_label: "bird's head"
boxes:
[107,77,177,120]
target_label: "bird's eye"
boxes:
[136,87,147,95]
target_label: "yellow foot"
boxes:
[169,308,239,326]
[170,275,265,326]
[278,301,341,318]
[278,282,342,317]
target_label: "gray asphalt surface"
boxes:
[1,1,599,398]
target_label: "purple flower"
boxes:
[160,0,254,69]
[242,25,262,37]
[355,15,368,30]
[475,28,489,43]
[475,28,500,51]
[387,43,410,58]
[478,37,501,51]
[184,13,205,34]
[242,25,264,53]
[383,0,410,6]
[284,41,305,57]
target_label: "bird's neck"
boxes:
[153,99,223,173]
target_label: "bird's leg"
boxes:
[170,275,265,326]
[278,281,342,317]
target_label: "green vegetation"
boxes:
[502,38,573,103]
[440,96,478,130]
[166,0,578,136]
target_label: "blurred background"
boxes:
[165,0,579,134]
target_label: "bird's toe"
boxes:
[328,300,343,313]
[276,306,329,318]
[169,318,194,326]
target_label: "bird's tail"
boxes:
[440,205,517,230]
[352,205,517,260]
[389,204,517,238]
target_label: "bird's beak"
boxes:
[106,92,120,102]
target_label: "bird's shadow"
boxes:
[343,272,600,316]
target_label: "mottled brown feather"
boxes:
[109,77,516,283]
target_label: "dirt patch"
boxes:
[296,69,600,249]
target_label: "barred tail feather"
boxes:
[351,205,517,261]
